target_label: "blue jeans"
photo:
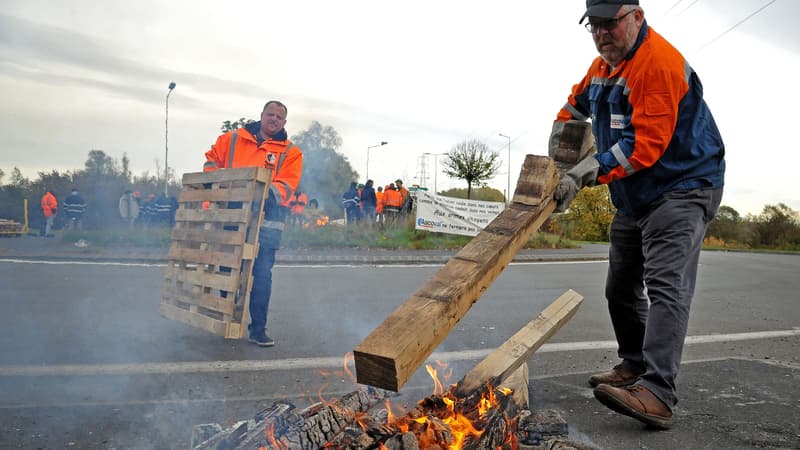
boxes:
[249,241,276,336]
[606,188,722,409]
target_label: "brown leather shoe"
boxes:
[588,364,640,387]
[593,384,673,430]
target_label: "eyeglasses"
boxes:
[585,9,635,33]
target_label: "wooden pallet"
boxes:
[0,219,24,236]
[161,167,271,339]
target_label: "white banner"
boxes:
[414,191,505,237]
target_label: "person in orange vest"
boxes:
[204,100,303,347]
[288,189,308,226]
[40,190,58,237]
[383,182,403,226]
[395,179,410,216]
[375,185,385,225]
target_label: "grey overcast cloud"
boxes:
[1,0,797,216]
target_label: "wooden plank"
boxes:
[168,246,242,268]
[164,264,239,292]
[225,322,245,339]
[160,302,227,336]
[455,289,583,396]
[171,227,247,246]
[182,167,269,185]
[162,286,236,316]
[178,186,259,203]
[175,208,251,224]
[353,155,560,391]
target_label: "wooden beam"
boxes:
[455,289,583,396]
[354,155,561,391]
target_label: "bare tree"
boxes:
[441,138,501,199]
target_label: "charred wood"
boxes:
[192,388,389,450]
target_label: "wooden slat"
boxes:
[168,246,242,268]
[178,187,258,203]
[170,227,247,246]
[160,303,227,336]
[182,167,269,185]
[162,285,236,316]
[225,322,245,339]
[175,208,250,224]
[164,264,239,292]
[456,289,583,396]
[354,155,560,391]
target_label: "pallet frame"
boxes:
[161,167,271,339]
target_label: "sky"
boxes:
[0,0,798,216]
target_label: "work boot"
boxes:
[593,384,673,430]
[248,332,275,347]
[588,364,641,387]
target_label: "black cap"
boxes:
[580,0,639,23]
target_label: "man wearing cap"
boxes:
[550,1,726,429]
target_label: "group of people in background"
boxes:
[342,178,412,227]
[36,188,179,237]
[118,190,178,229]
[39,188,87,237]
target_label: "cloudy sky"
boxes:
[1,0,797,216]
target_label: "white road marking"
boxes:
[0,258,608,269]
[1,328,797,378]
[0,258,164,267]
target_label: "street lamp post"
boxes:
[164,81,176,196]
[499,133,511,204]
[366,141,388,180]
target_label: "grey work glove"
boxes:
[553,156,599,212]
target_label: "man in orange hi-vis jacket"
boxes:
[204,100,303,347]
[40,190,58,237]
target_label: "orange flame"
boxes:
[342,352,356,383]
[425,364,446,396]
[264,421,288,449]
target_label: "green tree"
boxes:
[221,118,255,133]
[85,149,118,176]
[554,185,615,241]
[290,121,357,219]
[9,167,30,189]
[441,139,501,199]
[752,203,800,249]
[706,205,748,245]
[0,168,4,185]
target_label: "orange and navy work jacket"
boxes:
[41,192,58,217]
[204,122,303,246]
[556,22,725,217]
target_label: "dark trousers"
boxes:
[606,188,722,409]
[249,244,277,336]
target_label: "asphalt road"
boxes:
[0,250,798,449]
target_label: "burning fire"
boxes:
[381,361,517,450]
[261,355,518,449]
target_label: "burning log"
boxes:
[192,388,390,450]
